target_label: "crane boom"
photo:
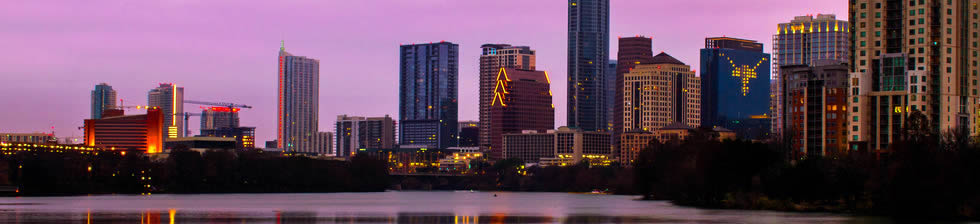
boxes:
[185,100,252,109]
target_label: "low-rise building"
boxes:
[502,127,613,166]
[0,133,55,144]
[84,108,164,153]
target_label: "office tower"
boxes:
[567,0,610,132]
[779,61,850,157]
[399,42,459,149]
[335,115,396,157]
[614,36,655,153]
[277,42,320,153]
[312,132,333,156]
[148,83,184,139]
[849,0,979,152]
[91,83,117,119]
[622,52,701,132]
[479,44,536,151]
[488,68,555,160]
[457,121,479,147]
[772,14,850,136]
[606,60,617,132]
[84,108,164,153]
[200,107,240,131]
[502,127,612,166]
[700,37,772,139]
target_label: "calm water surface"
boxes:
[0,191,892,223]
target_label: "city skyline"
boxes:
[0,1,846,143]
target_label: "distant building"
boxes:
[265,140,277,149]
[0,133,55,144]
[488,68,555,160]
[357,147,453,174]
[772,14,849,137]
[623,52,701,132]
[780,61,850,157]
[200,107,240,131]
[199,127,256,149]
[84,108,164,153]
[457,121,479,147]
[277,42,320,153]
[502,127,613,166]
[614,36,655,157]
[567,0,610,132]
[619,123,736,166]
[399,42,458,149]
[606,60,618,132]
[335,115,396,157]
[479,44,536,151]
[699,37,771,140]
[313,132,333,156]
[165,137,236,153]
[91,83,117,119]
[148,83,184,139]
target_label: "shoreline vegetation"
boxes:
[2,112,976,220]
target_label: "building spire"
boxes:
[280,40,285,52]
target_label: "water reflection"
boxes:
[0,210,698,224]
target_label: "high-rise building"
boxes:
[700,37,772,139]
[606,60,617,132]
[148,83,184,139]
[780,61,850,157]
[772,14,850,137]
[479,44,536,151]
[458,121,479,147]
[91,83,117,119]
[502,127,613,166]
[277,42,320,153]
[622,52,701,132]
[488,68,555,160]
[614,36,655,155]
[200,107,240,131]
[335,115,396,157]
[84,108,164,153]
[567,0,610,132]
[399,42,458,149]
[849,0,980,153]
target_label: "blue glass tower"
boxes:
[567,0,609,132]
[700,37,771,139]
[399,42,459,149]
[91,83,116,119]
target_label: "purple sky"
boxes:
[0,0,845,144]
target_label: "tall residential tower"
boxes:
[91,83,117,119]
[277,42,320,152]
[399,42,459,149]
[148,83,184,139]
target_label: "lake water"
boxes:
[0,191,889,223]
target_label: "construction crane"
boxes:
[183,100,252,136]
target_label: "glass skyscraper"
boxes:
[399,42,459,149]
[148,83,184,139]
[567,0,609,132]
[91,83,116,119]
[700,37,771,140]
[277,42,320,153]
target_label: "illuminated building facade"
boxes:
[567,0,610,132]
[614,36,655,155]
[488,68,555,160]
[0,133,55,144]
[399,42,458,149]
[199,127,255,149]
[358,147,452,174]
[700,37,771,140]
[457,121,479,147]
[148,83,184,139]
[780,61,850,157]
[502,127,612,166]
[277,42,320,153]
[91,83,116,119]
[772,14,850,137]
[84,108,164,153]
[849,0,980,153]
[479,44,535,151]
[619,124,736,166]
[335,115,396,157]
[623,53,701,133]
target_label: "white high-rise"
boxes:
[277,42,320,153]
